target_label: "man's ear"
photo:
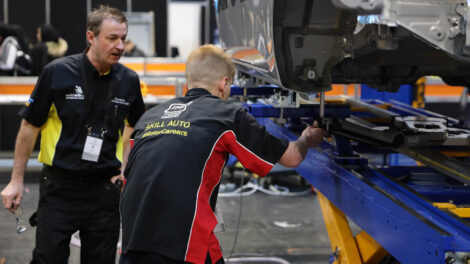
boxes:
[85,31,95,47]
[217,77,228,95]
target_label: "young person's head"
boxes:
[185,45,235,100]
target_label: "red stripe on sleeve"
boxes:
[185,130,275,263]
[224,131,274,177]
[208,233,223,263]
[185,133,229,263]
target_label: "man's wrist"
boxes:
[295,137,309,157]
[10,173,24,184]
[295,137,308,149]
[10,180,24,187]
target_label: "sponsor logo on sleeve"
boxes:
[25,98,34,106]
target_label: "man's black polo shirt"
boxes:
[21,53,145,173]
[121,88,289,263]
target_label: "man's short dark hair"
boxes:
[87,5,127,36]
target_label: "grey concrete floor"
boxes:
[0,173,331,264]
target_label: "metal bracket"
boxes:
[344,1,470,58]
[266,90,300,108]
[455,1,470,46]
[331,0,384,14]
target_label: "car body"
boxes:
[216,0,470,93]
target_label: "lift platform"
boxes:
[233,86,470,263]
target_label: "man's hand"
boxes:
[300,123,326,149]
[3,119,40,213]
[1,180,24,213]
[279,122,327,167]
[110,174,125,191]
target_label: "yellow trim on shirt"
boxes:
[38,103,62,166]
[115,120,126,163]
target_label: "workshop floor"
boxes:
[0,171,331,264]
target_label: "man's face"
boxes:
[88,18,127,68]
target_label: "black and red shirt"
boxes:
[121,88,289,263]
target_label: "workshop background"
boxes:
[1,0,470,264]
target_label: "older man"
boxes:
[1,5,144,264]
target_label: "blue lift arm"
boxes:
[260,117,470,263]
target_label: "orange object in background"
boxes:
[140,81,148,97]
[146,85,177,96]
[0,58,187,98]
[0,84,35,94]
[329,84,360,97]
[120,57,186,76]
[327,83,465,99]
[0,74,465,99]
[124,62,185,74]
[0,81,181,97]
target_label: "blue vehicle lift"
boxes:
[234,86,470,264]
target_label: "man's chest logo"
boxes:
[65,85,85,100]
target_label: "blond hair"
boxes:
[185,44,235,90]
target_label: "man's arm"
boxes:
[111,123,134,184]
[278,126,325,168]
[121,123,134,174]
[1,119,40,212]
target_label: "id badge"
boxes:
[82,135,103,162]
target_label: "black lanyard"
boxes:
[79,56,114,137]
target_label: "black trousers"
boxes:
[120,251,225,264]
[30,166,121,264]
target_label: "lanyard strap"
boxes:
[79,55,114,136]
